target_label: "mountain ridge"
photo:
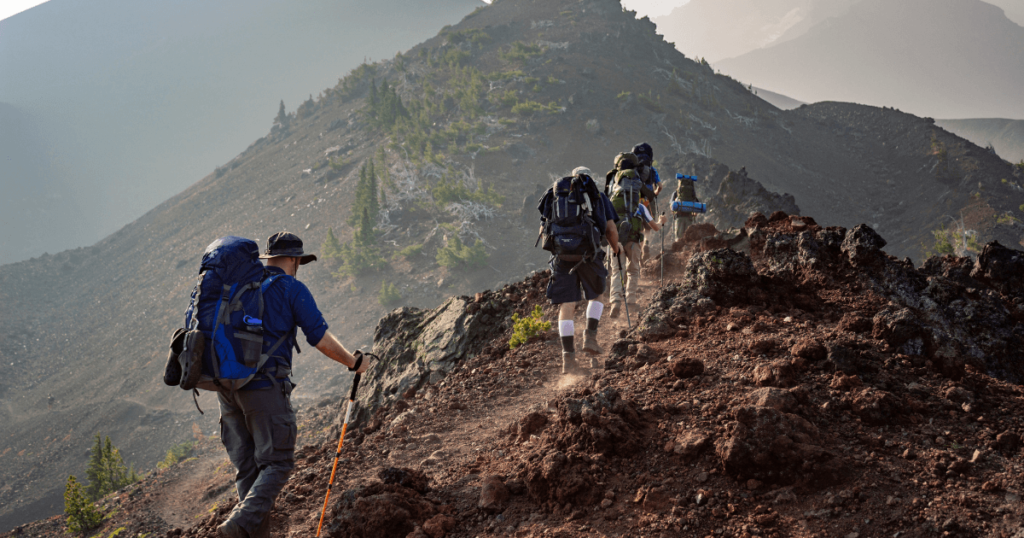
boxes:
[1,0,1022,529]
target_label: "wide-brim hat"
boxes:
[571,166,592,177]
[259,232,317,264]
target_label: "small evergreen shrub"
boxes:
[64,475,103,533]
[85,435,139,501]
[436,236,488,270]
[378,282,402,306]
[394,244,424,260]
[157,441,195,470]
[509,306,551,349]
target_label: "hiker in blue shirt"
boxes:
[217,232,368,538]
[537,167,620,374]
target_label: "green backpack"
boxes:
[610,169,647,244]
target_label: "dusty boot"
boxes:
[609,302,621,318]
[562,351,581,375]
[216,520,248,538]
[626,302,639,316]
[583,329,604,356]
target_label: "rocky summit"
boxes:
[7,213,1024,538]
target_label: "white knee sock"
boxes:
[559,320,574,337]
[586,300,604,321]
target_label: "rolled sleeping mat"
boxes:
[671,200,707,213]
[676,173,699,182]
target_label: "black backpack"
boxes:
[538,175,602,263]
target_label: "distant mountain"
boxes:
[984,0,1024,26]
[937,118,1024,163]
[652,0,857,63]
[753,86,806,110]
[715,0,1024,119]
[0,0,483,265]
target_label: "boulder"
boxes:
[479,475,510,512]
[670,358,705,379]
[716,405,834,484]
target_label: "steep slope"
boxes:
[0,0,483,265]
[937,118,1024,163]
[653,0,857,63]
[716,0,1024,120]
[5,218,1024,538]
[1,0,1022,530]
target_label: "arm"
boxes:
[605,220,620,254]
[314,331,368,373]
[646,214,668,232]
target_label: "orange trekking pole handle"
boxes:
[316,352,376,537]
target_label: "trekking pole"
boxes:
[660,212,665,288]
[616,250,632,330]
[316,352,379,537]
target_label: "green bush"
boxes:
[64,475,103,533]
[332,243,387,278]
[156,441,195,470]
[85,435,139,501]
[509,305,551,349]
[500,41,545,64]
[511,100,543,116]
[378,281,402,306]
[394,244,424,260]
[436,236,488,270]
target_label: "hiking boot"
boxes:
[216,519,248,538]
[582,329,604,356]
[178,330,205,391]
[609,303,622,319]
[163,328,186,386]
[626,303,639,315]
[562,352,582,375]
[251,514,270,538]
[590,355,601,369]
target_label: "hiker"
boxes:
[672,172,702,242]
[632,142,663,260]
[537,166,620,373]
[214,232,369,538]
[606,153,662,318]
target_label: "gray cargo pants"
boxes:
[673,213,694,242]
[219,385,296,536]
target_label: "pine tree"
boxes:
[355,207,376,247]
[321,228,343,259]
[84,435,135,501]
[64,475,103,533]
[275,100,287,125]
[85,435,108,501]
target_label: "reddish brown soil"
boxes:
[7,217,1024,538]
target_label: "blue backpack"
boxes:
[179,236,289,392]
[539,175,602,262]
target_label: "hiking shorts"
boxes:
[546,252,607,304]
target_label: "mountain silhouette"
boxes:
[714,0,1024,119]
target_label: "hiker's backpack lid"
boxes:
[199,236,264,282]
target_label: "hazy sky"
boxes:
[0,0,46,22]
[2,0,694,22]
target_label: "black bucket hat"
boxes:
[259,232,317,265]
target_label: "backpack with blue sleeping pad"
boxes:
[537,175,602,267]
[165,236,292,400]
